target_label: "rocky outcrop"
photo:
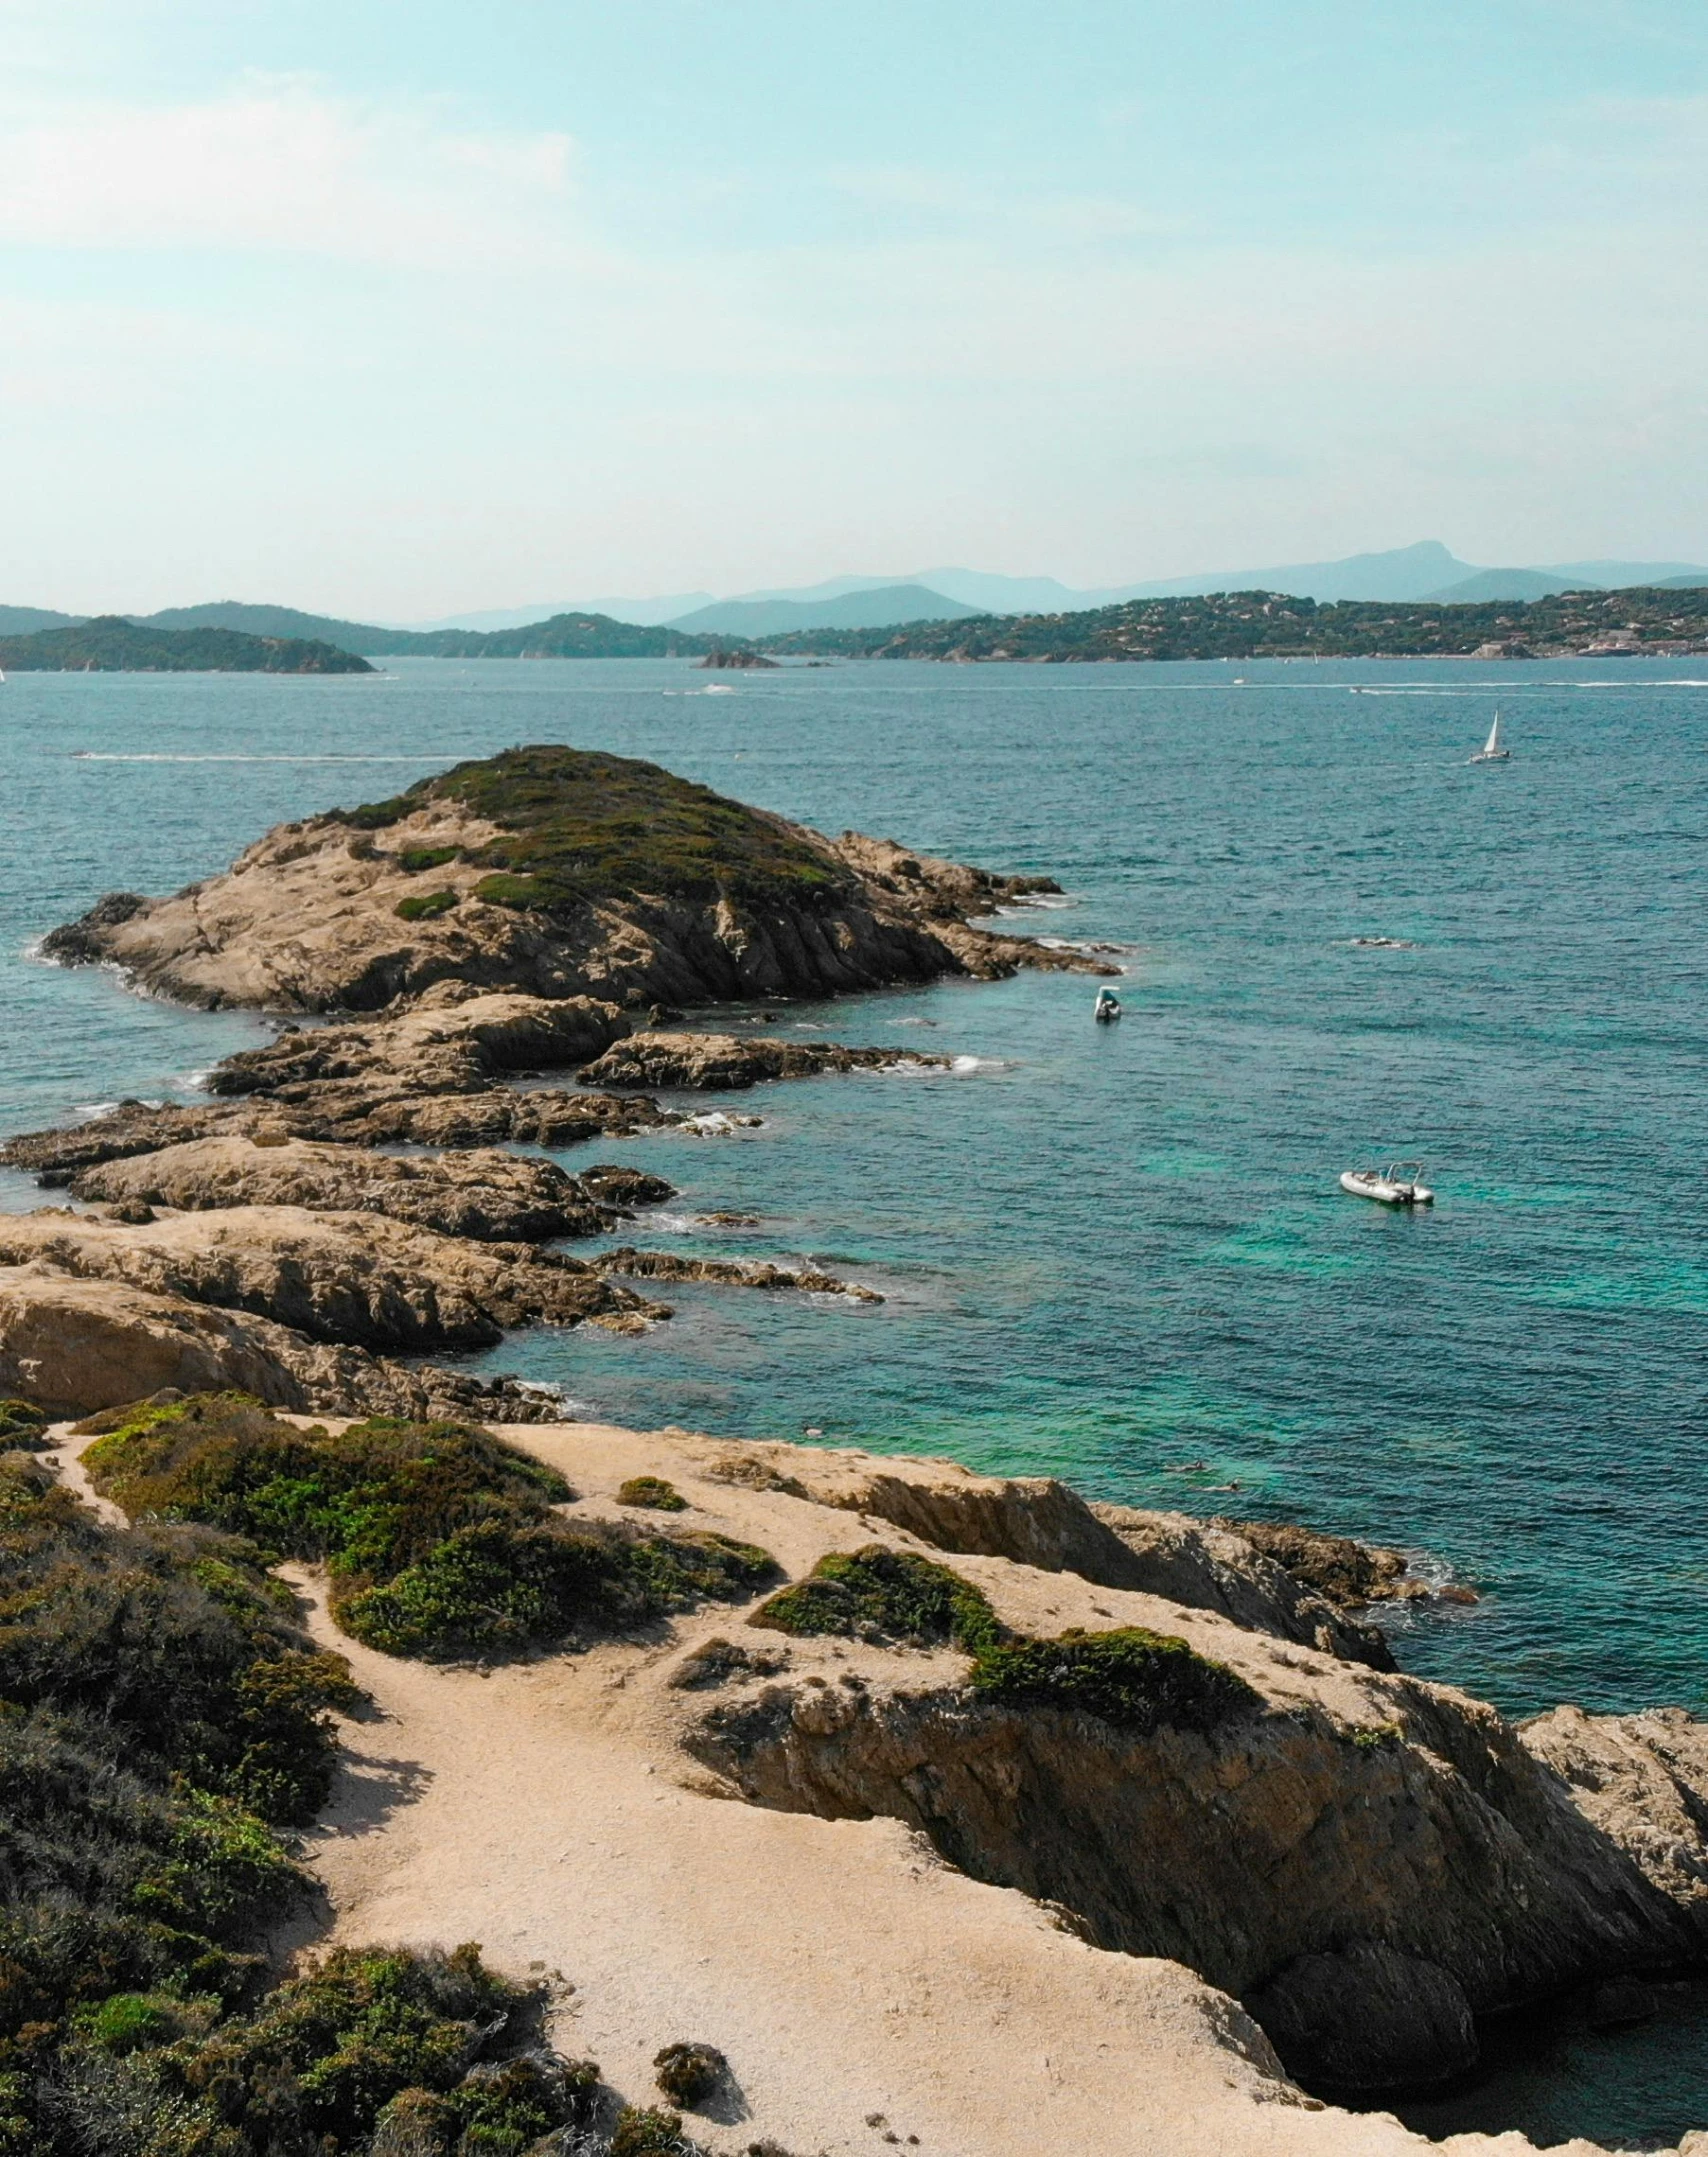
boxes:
[1521,1704,1708,1921]
[41,745,1105,1013]
[71,1136,667,1243]
[578,1030,947,1091]
[1215,1517,1443,1607]
[0,1265,559,1422]
[697,648,777,669]
[0,1206,664,1352]
[0,1206,894,1358]
[1093,1506,1396,1668]
[206,987,629,1097]
[0,1086,682,1181]
[689,1443,1391,1668]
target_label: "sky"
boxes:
[4,0,1708,616]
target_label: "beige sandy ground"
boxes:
[50,1418,1667,2157]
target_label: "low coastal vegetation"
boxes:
[82,1393,777,1661]
[0,1399,49,1447]
[751,1544,1005,1655]
[968,1627,1261,1734]
[618,1475,689,1512]
[753,584,1708,662]
[751,1545,1257,1734]
[332,745,852,912]
[0,616,374,674]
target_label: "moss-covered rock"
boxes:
[394,888,459,922]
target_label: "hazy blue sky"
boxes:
[5,1,1707,614]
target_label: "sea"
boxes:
[6,652,1708,2142]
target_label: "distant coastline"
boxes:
[6,585,1707,671]
[0,615,373,675]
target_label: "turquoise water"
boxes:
[4,655,1706,1724]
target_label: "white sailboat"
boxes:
[1469,710,1510,763]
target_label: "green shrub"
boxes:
[397,845,462,874]
[618,1476,688,1513]
[0,1400,49,1449]
[341,1521,774,1661]
[653,2040,724,2107]
[612,2104,698,2157]
[85,1395,777,1664]
[74,1990,210,2055]
[394,889,459,922]
[169,1943,556,2152]
[968,1627,1259,1735]
[0,1450,356,1823]
[749,1546,1004,1655]
[334,796,410,829]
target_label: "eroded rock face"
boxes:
[686,1650,1699,2095]
[578,1031,947,1091]
[71,1136,662,1243]
[41,748,1103,1013]
[1094,1506,1396,1670]
[1522,1704,1708,1922]
[0,1074,682,1182]
[0,1264,560,1422]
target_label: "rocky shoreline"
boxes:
[6,744,1708,2151]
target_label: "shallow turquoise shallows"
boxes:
[3,654,1705,1721]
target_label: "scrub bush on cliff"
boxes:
[84,1394,776,1662]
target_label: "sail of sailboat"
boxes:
[1470,710,1510,763]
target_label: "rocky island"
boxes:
[5,743,1708,2157]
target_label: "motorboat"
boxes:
[1093,987,1123,1024]
[1470,711,1510,763]
[1340,1163,1434,1206]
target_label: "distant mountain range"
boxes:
[10,543,1708,659]
[665,583,982,637]
[391,542,1708,629]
